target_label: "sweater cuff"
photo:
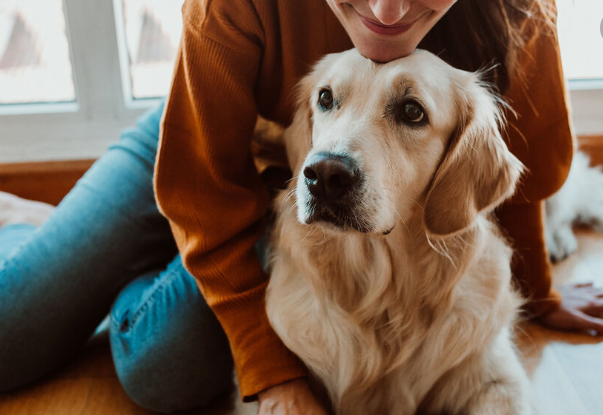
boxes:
[521,285,562,318]
[198,279,308,401]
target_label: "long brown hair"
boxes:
[418,0,556,94]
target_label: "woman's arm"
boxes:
[154,0,307,401]
[496,12,572,317]
[498,14,603,332]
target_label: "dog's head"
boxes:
[285,49,523,237]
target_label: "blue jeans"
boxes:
[0,103,234,413]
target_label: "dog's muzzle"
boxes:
[303,152,368,231]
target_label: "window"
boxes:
[0,0,184,163]
[0,0,75,104]
[557,0,603,80]
[556,0,603,136]
[118,0,184,101]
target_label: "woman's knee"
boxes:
[114,351,233,413]
[109,260,233,412]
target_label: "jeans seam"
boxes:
[112,264,182,332]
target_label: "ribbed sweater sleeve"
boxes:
[154,0,306,401]
[496,16,574,317]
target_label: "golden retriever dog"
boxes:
[265,49,532,415]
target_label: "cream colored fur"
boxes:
[265,49,531,415]
[545,150,603,262]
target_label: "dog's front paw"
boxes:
[547,225,578,263]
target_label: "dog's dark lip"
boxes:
[306,203,373,233]
[315,218,371,234]
[382,225,395,235]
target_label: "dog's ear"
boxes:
[424,77,524,237]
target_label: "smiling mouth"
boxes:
[356,12,418,36]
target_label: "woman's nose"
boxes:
[368,0,411,26]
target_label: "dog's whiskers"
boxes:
[285,174,299,185]
[408,196,423,212]
[302,225,319,243]
[392,207,411,237]
[318,229,333,245]
[281,187,297,206]
[426,236,458,269]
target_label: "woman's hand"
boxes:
[538,282,603,334]
[258,379,329,415]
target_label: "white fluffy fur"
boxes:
[545,151,603,262]
[265,49,531,415]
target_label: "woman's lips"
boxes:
[357,13,416,36]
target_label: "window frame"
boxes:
[0,0,158,163]
[0,0,601,164]
[567,80,603,136]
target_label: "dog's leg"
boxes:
[546,222,578,263]
[462,334,532,415]
[421,330,532,415]
[576,161,603,232]
[464,377,532,415]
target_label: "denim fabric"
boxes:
[0,102,233,413]
[110,257,233,412]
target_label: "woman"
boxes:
[1,1,602,414]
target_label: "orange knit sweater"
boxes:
[154,0,573,401]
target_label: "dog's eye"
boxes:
[318,89,334,111]
[399,101,425,123]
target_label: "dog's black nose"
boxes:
[303,153,360,200]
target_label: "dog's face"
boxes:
[286,49,522,237]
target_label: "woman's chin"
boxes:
[354,41,415,63]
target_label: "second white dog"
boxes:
[545,151,603,262]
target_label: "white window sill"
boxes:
[568,81,603,137]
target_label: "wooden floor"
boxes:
[1,229,602,415]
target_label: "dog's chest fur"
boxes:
[266,195,520,415]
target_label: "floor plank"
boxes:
[1,229,602,414]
